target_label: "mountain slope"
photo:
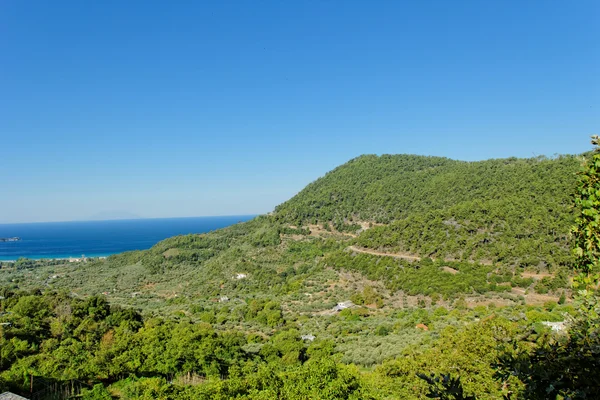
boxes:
[275,154,581,266]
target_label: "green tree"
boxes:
[81,383,112,400]
[572,135,600,288]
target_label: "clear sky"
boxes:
[1,1,598,223]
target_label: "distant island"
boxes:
[87,210,142,221]
[0,237,21,242]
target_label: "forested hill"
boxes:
[276,154,459,224]
[275,154,580,224]
[275,154,582,265]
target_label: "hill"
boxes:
[276,154,581,266]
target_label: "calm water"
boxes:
[0,215,255,260]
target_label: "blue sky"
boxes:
[1,1,598,223]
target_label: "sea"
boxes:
[0,215,255,261]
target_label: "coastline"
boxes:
[0,214,257,263]
[0,255,110,263]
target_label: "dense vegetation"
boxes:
[326,251,508,298]
[0,288,589,399]
[1,145,599,399]
[0,290,370,399]
[276,154,580,266]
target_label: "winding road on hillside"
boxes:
[347,245,422,261]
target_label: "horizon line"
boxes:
[0,213,260,226]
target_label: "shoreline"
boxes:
[0,214,258,264]
[0,255,110,263]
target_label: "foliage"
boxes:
[276,154,579,266]
[0,290,377,399]
[496,137,600,399]
[417,373,476,400]
[497,292,600,399]
[81,383,112,400]
[572,135,600,287]
[324,250,513,298]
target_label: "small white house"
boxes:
[333,300,355,312]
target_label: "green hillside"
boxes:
[276,154,581,266]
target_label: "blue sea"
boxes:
[0,215,255,261]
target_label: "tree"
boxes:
[571,135,600,288]
[81,383,112,400]
[417,373,476,400]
